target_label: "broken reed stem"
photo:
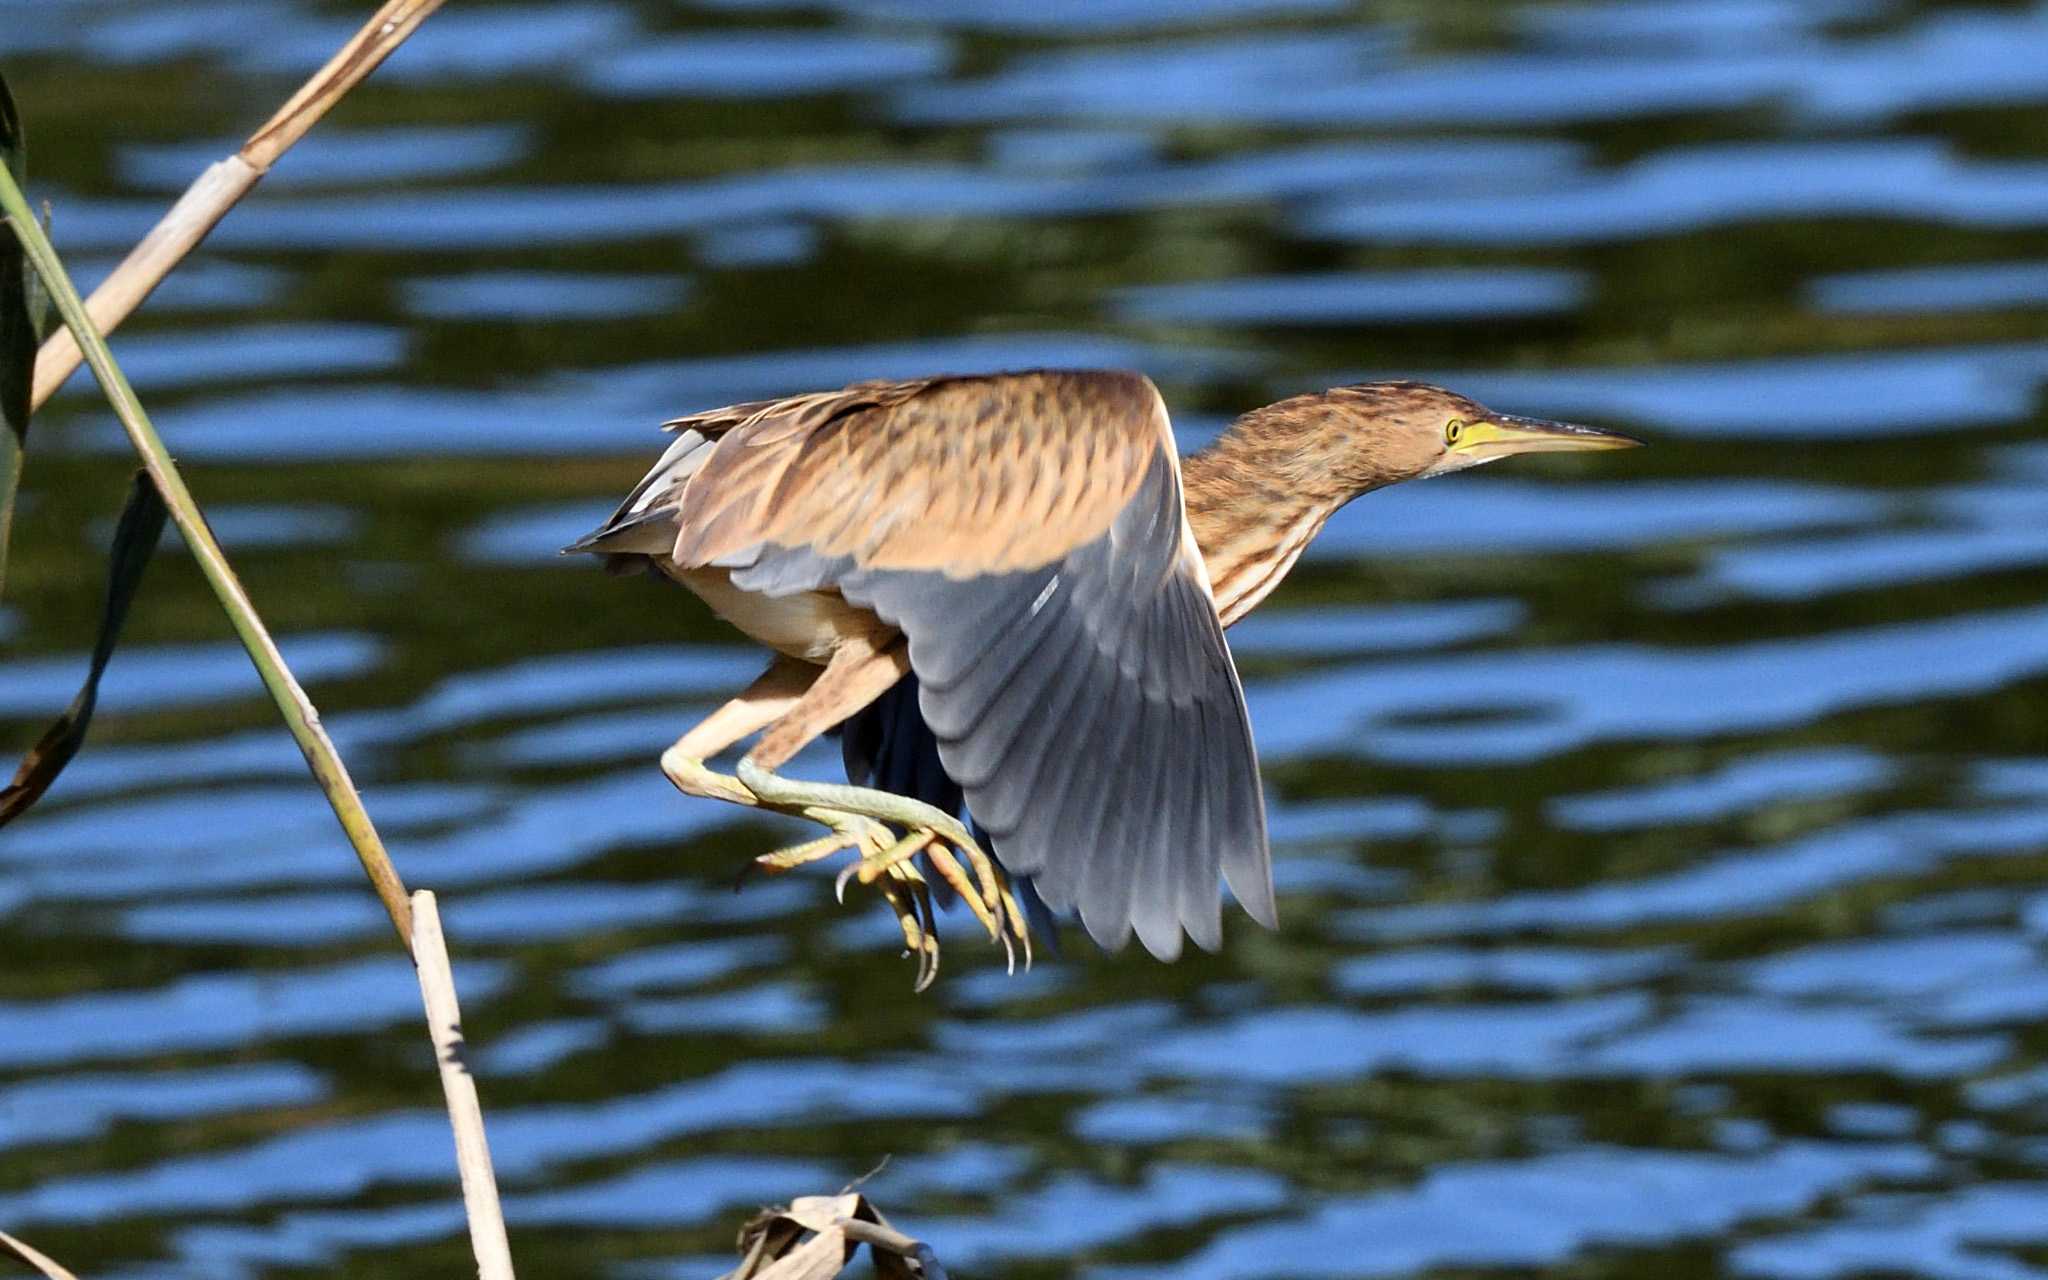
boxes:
[0,1230,80,1280]
[0,164,415,950]
[28,0,448,409]
[411,891,516,1280]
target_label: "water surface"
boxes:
[5,1,2048,1276]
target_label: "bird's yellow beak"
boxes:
[1451,414,1642,461]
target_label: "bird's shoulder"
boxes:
[674,368,1178,576]
[656,375,938,443]
[670,368,1166,452]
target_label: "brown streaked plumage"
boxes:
[670,374,1161,575]
[569,369,1637,985]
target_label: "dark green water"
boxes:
[5,1,2048,1276]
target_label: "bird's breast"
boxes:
[1207,509,1332,627]
[666,564,889,664]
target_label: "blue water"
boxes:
[4,0,2048,1276]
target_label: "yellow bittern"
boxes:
[569,370,1636,984]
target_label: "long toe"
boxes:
[924,842,1005,943]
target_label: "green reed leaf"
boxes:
[0,472,167,828]
[0,68,34,601]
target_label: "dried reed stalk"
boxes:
[410,891,516,1280]
[0,1230,80,1280]
[28,0,448,409]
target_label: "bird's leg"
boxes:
[660,654,947,975]
[661,655,898,870]
[737,637,1031,976]
[657,642,1026,983]
[661,654,813,807]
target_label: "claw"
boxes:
[953,835,1005,919]
[903,868,940,992]
[925,843,1004,944]
[998,882,1034,972]
[700,758,1033,989]
[875,876,928,984]
[876,871,940,991]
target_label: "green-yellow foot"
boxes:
[665,750,946,986]
[733,757,1032,986]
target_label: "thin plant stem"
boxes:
[0,164,414,950]
[0,1230,80,1280]
[28,0,448,409]
[411,891,516,1280]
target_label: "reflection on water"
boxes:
[5,0,2048,1276]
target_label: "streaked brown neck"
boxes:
[1181,402,1370,627]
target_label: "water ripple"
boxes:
[1164,1142,1935,1279]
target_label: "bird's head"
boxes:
[1232,381,1640,501]
[1337,380,1640,486]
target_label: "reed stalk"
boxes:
[28,0,448,410]
[0,1230,79,1280]
[0,164,415,949]
[6,6,535,1271]
[411,891,516,1280]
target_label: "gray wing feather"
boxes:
[822,450,1272,956]
[702,447,1272,957]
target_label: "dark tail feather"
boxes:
[843,674,1060,954]
[843,672,963,817]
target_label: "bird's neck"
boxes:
[1181,414,1363,627]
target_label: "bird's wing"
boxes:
[562,430,722,558]
[667,371,1160,575]
[562,385,905,556]
[675,368,1273,958]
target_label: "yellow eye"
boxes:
[1445,419,1464,445]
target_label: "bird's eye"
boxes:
[1445,419,1464,445]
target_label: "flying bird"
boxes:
[568,370,1637,985]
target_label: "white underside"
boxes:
[668,564,880,664]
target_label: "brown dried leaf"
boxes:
[779,1195,863,1237]
[718,1192,947,1280]
[747,1225,852,1280]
